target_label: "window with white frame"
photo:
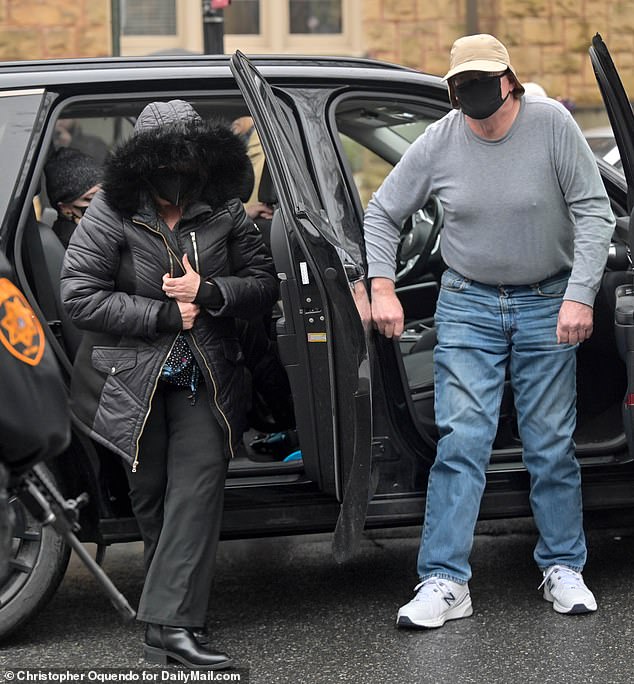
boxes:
[289,0,342,34]
[118,0,359,57]
[121,0,177,36]
[120,0,203,56]
[224,0,360,55]
[223,0,260,35]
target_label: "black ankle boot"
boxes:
[144,624,233,669]
[190,626,209,647]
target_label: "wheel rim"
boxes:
[0,496,43,608]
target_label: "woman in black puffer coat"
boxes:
[61,100,278,670]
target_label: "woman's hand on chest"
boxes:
[162,253,201,303]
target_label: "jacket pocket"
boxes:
[222,338,245,365]
[91,346,138,376]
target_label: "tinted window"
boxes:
[39,96,251,215]
[0,91,43,242]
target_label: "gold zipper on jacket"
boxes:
[190,231,200,273]
[129,219,232,460]
[132,218,184,275]
[185,229,231,455]
[129,218,183,471]
[189,334,235,459]
[132,335,179,472]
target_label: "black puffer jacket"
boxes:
[60,101,278,468]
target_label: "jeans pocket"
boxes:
[533,272,570,298]
[440,268,471,293]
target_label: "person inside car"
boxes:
[44,146,102,248]
[61,100,278,669]
[363,34,615,627]
[53,118,109,165]
[231,116,274,225]
[45,132,294,462]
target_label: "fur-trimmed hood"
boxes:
[102,100,253,215]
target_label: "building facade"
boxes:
[362,0,634,107]
[0,0,111,62]
[0,0,631,106]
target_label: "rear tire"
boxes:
[0,466,71,640]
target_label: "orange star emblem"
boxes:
[0,278,45,366]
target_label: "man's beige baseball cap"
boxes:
[444,34,523,84]
[444,34,524,106]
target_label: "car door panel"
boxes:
[590,34,634,460]
[269,212,336,488]
[230,51,373,559]
[589,34,634,211]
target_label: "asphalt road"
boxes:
[3,520,634,684]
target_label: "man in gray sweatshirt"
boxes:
[363,34,615,628]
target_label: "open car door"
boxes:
[230,51,373,561]
[590,34,634,456]
[589,34,634,211]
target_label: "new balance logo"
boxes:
[443,591,456,607]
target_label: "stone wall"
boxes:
[363,0,634,106]
[0,0,110,61]
[0,0,630,107]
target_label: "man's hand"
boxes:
[557,300,594,344]
[162,254,201,303]
[371,277,404,339]
[177,301,200,330]
[245,202,274,220]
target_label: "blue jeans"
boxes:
[417,268,586,583]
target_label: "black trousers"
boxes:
[126,381,228,627]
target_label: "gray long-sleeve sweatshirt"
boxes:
[363,96,615,307]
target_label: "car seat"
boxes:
[23,211,83,359]
[399,320,516,448]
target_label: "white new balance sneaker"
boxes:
[540,565,597,614]
[396,577,473,629]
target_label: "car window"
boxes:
[52,116,130,166]
[586,134,615,158]
[339,134,393,210]
[40,96,253,213]
[335,98,438,210]
[583,123,622,169]
[0,91,45,244]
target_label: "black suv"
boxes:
[2,37,633,639]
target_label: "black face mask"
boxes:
[67,204,88,224]
[147,172,199,206]
[455,75,510,120]
[71,204,88,217]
